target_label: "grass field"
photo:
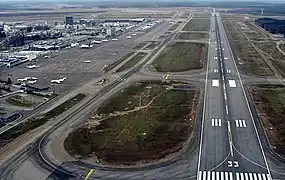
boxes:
[183,19,210,31]
[65,81,198,165]
[6,95,36,107]
[152,42,206,72]
[254,42,285,77]
[176,32,208,40]
[116,52,147,72]
[222,19,274,76]
[103,52,135,72]
[0,93,86,148]
[250,84,285,156]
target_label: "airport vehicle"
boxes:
[50,77,67,84]
[26,65,40,69]
[132,33,137,36]
[102,39,109,42]
[126,36,132,39]
[111,38,118,41]
[84,60,91,63]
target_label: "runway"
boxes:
[197,14,272,179]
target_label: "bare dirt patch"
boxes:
[249,84,285,156]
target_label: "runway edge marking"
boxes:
[220,15,272,179]
[196,33,211,178]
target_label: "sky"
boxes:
[0,0,284,3]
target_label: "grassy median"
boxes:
[176,32,208,40]
[103,52,135,72]
[116,52,147,72]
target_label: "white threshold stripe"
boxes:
[198,171,271,180]
[242,120,246,127]
[218,119,221,126]
[225,172,228,180]
[239,120,243,127]
[236,120,239,127]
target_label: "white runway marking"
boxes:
[212,80,219,87]
[212,118,222,127]
[225,105,229,114]
[197,171,271,180]
[228,80,237,87]
[236,120,246,128]
[224,92,227,101]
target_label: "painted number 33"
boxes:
[228,161,239,168]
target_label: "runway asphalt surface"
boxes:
[2,11,285,180]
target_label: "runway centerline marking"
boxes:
[228,121,234,156]
[225,105,229,115]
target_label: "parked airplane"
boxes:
[27,80,37,84]
[50,77,67,84]
[26,65,40,69]
[79,44,90,49]
[70,43,79,47]
[17,77,37,82]
[92,40,102,44]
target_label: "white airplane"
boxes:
[18,77,37,82]
[26,65,40,69]
[126,36,132,39]
[79,44,90,49]
[102,39,109,42]
[111,38,118,41]
[92,40,102,44]
[27,80,37,84]
[84,60,91,63]
[18,77,29,82]
[50,77,67,84]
